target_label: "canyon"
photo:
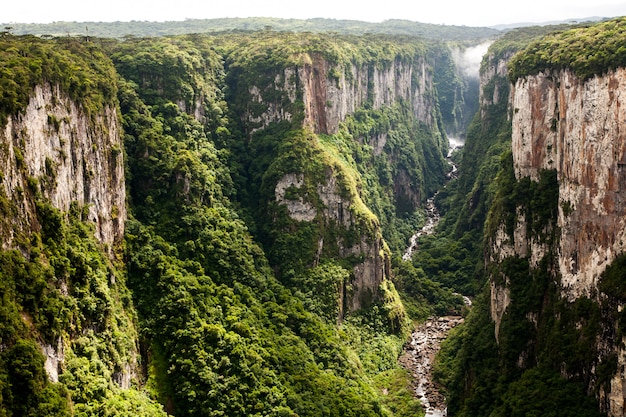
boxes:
[3,17,626,417]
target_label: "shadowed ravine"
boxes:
[400,137,465,416]
[402,137,462,261]
[400,316,464,416]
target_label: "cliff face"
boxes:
[301,54,435,135]
[243,51,439,313]
[479,53,511,110]
[275,166,391,313]
[244,54,435,136]
[487,67,626,416]
[511,68,626,300]
[0,83,126,250]
[0,82,136,389]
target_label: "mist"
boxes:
[451,41,493,79]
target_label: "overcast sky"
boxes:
[3,0,626,27]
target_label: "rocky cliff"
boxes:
[0,83,125,251]
[0,80,136,387]
[512,68,626,295]
[240,51,436,137]
[298,54,435,135]
[482,31,626,415]
[495,67,626,415]
[479,52,511,112]
[235,46,442,314]
[0,37,160,415]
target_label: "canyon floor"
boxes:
[399,316,464,417]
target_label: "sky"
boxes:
[3,0,626,27]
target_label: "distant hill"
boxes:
[489,15,609,30]
[1,17,501,40]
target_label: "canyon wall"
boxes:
[245,53,435,136]
[242,51,440,313]
[299,54,435,135]
[0,83,126,251]
[511,68,626,300]
[0,82,135,390]
[487,67,626,416]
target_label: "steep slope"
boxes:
[220,32,450,314]
[1,84,125,250]
[0,36,164,416]
[438,18,626,417]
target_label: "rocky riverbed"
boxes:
[399,316,464,417]
[402,138,462,262]
[402,195,439,261]
[399,137,466,415]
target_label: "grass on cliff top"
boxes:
[508,17,626,82]
[216,30,428,70]
[0,35,118,126]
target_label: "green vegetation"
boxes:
[3,17,500,40]
[216,31,450,276]
[413,36,515,300]
[0,202,166,417]
[490,367,604,417]
[10,16,621,417]
[483,24,576,69]
[509,17,626,81]
[0,34,117,125]
[324,104,448,254]
[113,39,384,414]
[126,219,387,417]
[432,43,478,137]
[0,24,483,414]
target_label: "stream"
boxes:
[402,137,463,261]
[399,137,465,416]
[399,316,464,417]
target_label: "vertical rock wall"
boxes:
[298,54,435,135]
[511,69,626,300]
[0,84,126,250]
[488,67,626,416]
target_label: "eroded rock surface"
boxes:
[400,316,464,417]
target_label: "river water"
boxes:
[399,316,464,417]
[402,137,463,261]
[399,137,465,416]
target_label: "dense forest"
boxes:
[2,15,625,417]
[0,25,482,416]
[1,17,500,40]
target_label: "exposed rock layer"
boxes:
[300,55,435,135]
[0,83,129,384]
[0,84,126,250]
[490,67,626,416]
[511,69,626,300]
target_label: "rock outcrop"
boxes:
[0,83,130,385]
[275,167,391,314]
[488,67,626,416]
[511,68,626,300]
[299,54,435,135]
[249,52,439,313]
[479,53,511,110]
[0,83,126,251]
[244,53,435,137]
